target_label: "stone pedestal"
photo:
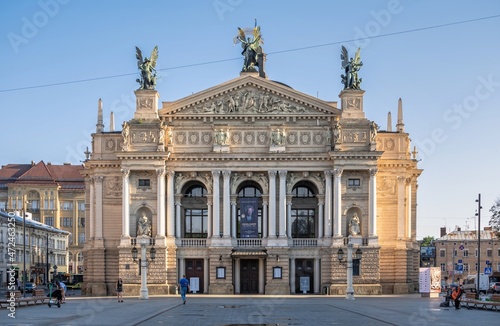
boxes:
[339,89,365,119]
[134,90,160,120]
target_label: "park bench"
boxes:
[0,289,49,308]
[461,292,500,311]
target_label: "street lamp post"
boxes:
[338,237,362,300]
[475,194,482,297]
[131,236,156,299]
[22,200,27,297]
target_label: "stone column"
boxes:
[268,171,277,238]
[157,168,166,237]
[314,258,320,294]
[286,195,292,238]
[94,176,103,239]
[290,257,296,293]
[324,170,332,237]
[231,195,237,238]
[166,171,175,238]
[121,170,130,237]
[222,171,231,238]
[235,258,241,294]
[333,169,343,237]
[89,178,95,239]
[406,178,413,239]
[317,195,325,238]
[397,176,406,239]
[369,168,378,236]
[175,195,182,238]
[204,258,209,293]
[258,258,265,294]
[207,195,213,238]
[212,171,221,237]
[262,195,269,238]
[278,171,287,238]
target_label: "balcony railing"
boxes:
[236,238,262,247]
[179,238,207,247]
[292,238,318,247]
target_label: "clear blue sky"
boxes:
[1,0,499,240]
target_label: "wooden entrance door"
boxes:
[240,259,259,294]
[185,259,204,293]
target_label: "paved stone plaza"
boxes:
[2,294,498,326]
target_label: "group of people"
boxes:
[113,276,189,305]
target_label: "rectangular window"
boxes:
[463,249,469,257]
[291,209,315,238]
[45,217,54,226]
[184,208,208,238]
[440,249,445,257]
[497,263,500,272]
[498,249,500,257]
[464,263,469,272]
[138,179,151,187]
[61,201,73,210]
[453,249,457,257]
[475,263,478,272]
[440,263,446,272]
[79,217,85,227]
[475,248,478,257]
[487,249,492,257]
[78,233,85,244]
[78,201,85,211]
[348,178,361,187]
[61,217,72,227]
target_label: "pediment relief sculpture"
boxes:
[189,88,310,115]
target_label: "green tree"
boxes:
[420,236,435,247]
[489,197,500,238]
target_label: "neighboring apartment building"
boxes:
[81,41,422,296]
[0,210,70,286]
[0,161,85,275]
[434,226,500,284]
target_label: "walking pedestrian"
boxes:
[178,275,190,305]
[116,278,124,302]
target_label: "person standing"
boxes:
[57,281,67,303]
[178,275,190,305]
[116,278,124,302]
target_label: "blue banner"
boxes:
[240,197,258,238]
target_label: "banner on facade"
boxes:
[239,197,258,238]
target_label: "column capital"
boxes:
[324,170,333,178]
[278,170,287,178]
[156,168,165,176]
[397,176,405,183]
[94,176,104,184]
[167,170,175,178]
[121,168,130,177]
[212,170,221,178]
[369,168,378,176]
[268,170,277,178]
[222,170,231,179]
[333,168,343,177]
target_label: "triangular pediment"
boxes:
[159,74,339,117]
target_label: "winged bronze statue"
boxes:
[135,46,158,90]
[341,46,363,89]
[234,21,263,72]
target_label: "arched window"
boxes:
[291,185,317,238]
[182,184,208,238]
[237,185,262,238]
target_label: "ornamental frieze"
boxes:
[190,88,310,115]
